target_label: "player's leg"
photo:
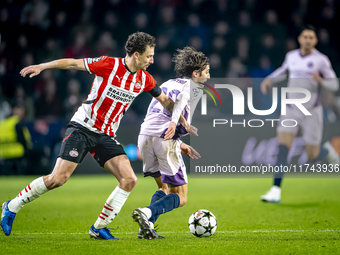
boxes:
[138,134,169,221]
[1,158,78,236]
[90,136,137,240]
[260,132,295,203]
[305,145,321,161]
[303,106,339,165]
[135,177,168,239]
[132,137,186,239]
[274,132,295,187]
[305,143,338,166]
[323,141,340,165]
[142,184,186,220]
[147,161,188,223]
[2,124,85,236]
[133,184,187,239]
[134,135,167,238]
[148,177,168,223]
[169,184,188,207]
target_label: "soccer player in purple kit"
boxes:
[131,47,210,239]
[260,25,339,203]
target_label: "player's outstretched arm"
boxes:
[315,57,339,91]
[20,59,86,78]
[180,142,201,159]
[261,53,289,94]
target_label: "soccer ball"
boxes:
[188,209,217,237]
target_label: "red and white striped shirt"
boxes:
[71,56,156,136]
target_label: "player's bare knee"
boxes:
[45,174,69,189]
[119,175,138,191]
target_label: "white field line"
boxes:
[11,229,340,235]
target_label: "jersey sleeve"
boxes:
[320,56,337,79]
[320,56,339,91]
[167,80,190,102]
[181,81,191,99]
[143,73,157,92]
[267,53,289,81]
[171,91,190,125]
[84,56,112,77]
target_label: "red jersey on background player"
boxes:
[1,32,194,240]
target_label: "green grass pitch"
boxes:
[1,175,339,254]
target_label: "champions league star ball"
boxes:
[188,209,217,237]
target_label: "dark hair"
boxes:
[300,24,316,35]
[173,46,209,78]
[125,32,156,56]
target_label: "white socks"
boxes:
[8,177,49,213]
[94,186,130,229]
[140,207,152,219]
[7,178,131,230]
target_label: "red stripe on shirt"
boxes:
[90,80,108,119]
[113,104,127,122]
[104,103,123,134]
[124,73,133,91]
[93,97,113,131]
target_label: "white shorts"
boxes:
[138,134,188,186]
[277,105,323,145]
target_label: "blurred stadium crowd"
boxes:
[0,0,340,174]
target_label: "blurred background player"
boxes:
[260,25,339,203]
[1,32,192,239]
[131,47,209,239]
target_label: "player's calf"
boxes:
[177,194,187,207]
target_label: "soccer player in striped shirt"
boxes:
[1,32,194,240]
[260,26,339,203]
[131,47,209,239]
